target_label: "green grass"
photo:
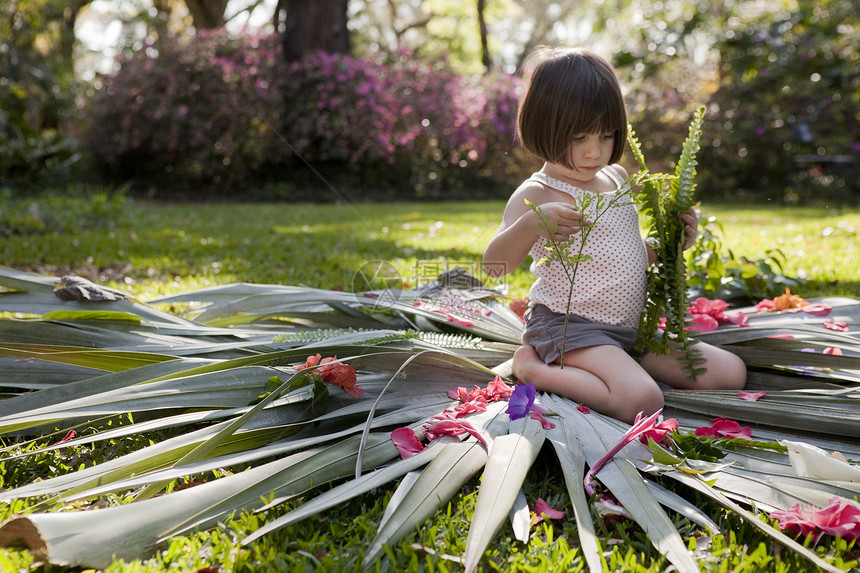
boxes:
[2,200,857,303]
[0,198,858,572]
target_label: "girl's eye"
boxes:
[601,133,615,140]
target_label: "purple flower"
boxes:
[506,383,536,420]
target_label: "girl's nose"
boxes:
[583,138,600,158]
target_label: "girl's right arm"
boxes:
[483,185,584,278]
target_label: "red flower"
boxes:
[638,417,678,445]
[532,497,566,526]
[686,297,748,331]
[485,376,514,401]
[770,497,860,541]
[391,427,426,459]
[423,412,487,446]
[755,289,832,317]
[695,417,752,440]
[301,354,363,398]
[509,297,529,319]
[452,396,488,417]
[447,377,513,403]
[302,353,323,369]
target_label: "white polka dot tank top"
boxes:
[527,167,649,328]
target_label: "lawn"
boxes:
[3,200,858,302]
[0,197,858,572]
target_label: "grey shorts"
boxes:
[522,304,638,364]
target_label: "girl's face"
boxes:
[549,132,616,186]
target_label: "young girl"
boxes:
[483,47,746,423]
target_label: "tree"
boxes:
[276,0,350,61]
[184,0,229,29]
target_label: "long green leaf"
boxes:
[463,416,545,573]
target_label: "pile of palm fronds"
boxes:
[0,266,857,572]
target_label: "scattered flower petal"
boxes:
[485,376,514,401]
[317,357,363,398]
[577,403,591,414]
[687,313,719,332]
[452,396,488,417]
[423,413,487,446]
[725,311,749,326]
[506,383,536,420]
[446,314,474,327]
[695,417,752,440]
[738,391,767,402]
[391,427,425,459]
[768,334,795,339]
[770,497,860,541]
[823,319,849,332]
[824,347,843,356]
[803,304,832,317]
[533,498,566,525]
[55,429,76,445]
[530,409,555,429]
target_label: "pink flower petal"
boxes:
[802,304,832,317]
[823,319,849,332]
[687,313,719,332]
[55,429,76,444]
[577,403,590,414]
[738,391,767,402]
[530,409,556,429]
[485,376,514,401]
[638,418,678,445]
[423,413,487,446]
[824,347,843,356]
[771,497,860,541]
[453,396,488,417]
[695,417,752,440]
[446,314,474,327]
[533,497,566,525]
[725,311,749,326]
[768,334,795,339]
[755,299,775,311]
[391,427,426,459]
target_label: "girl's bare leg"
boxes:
[512,344,664,423]
[639,342,746,390]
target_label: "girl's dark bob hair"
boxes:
[517,47,627,168]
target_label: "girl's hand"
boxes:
[535,202,587,243]
[679,208,698,250]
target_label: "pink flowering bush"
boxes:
[83,34,526,198]
[85,31,281,191]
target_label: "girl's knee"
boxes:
[701,350,747,390]
[615,384,664,423]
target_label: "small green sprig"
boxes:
[526,173,645,367]
[630,106,708,380]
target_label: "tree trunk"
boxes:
[477,0,492,72]
[185,0,229,30]
[278,0,350,62]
